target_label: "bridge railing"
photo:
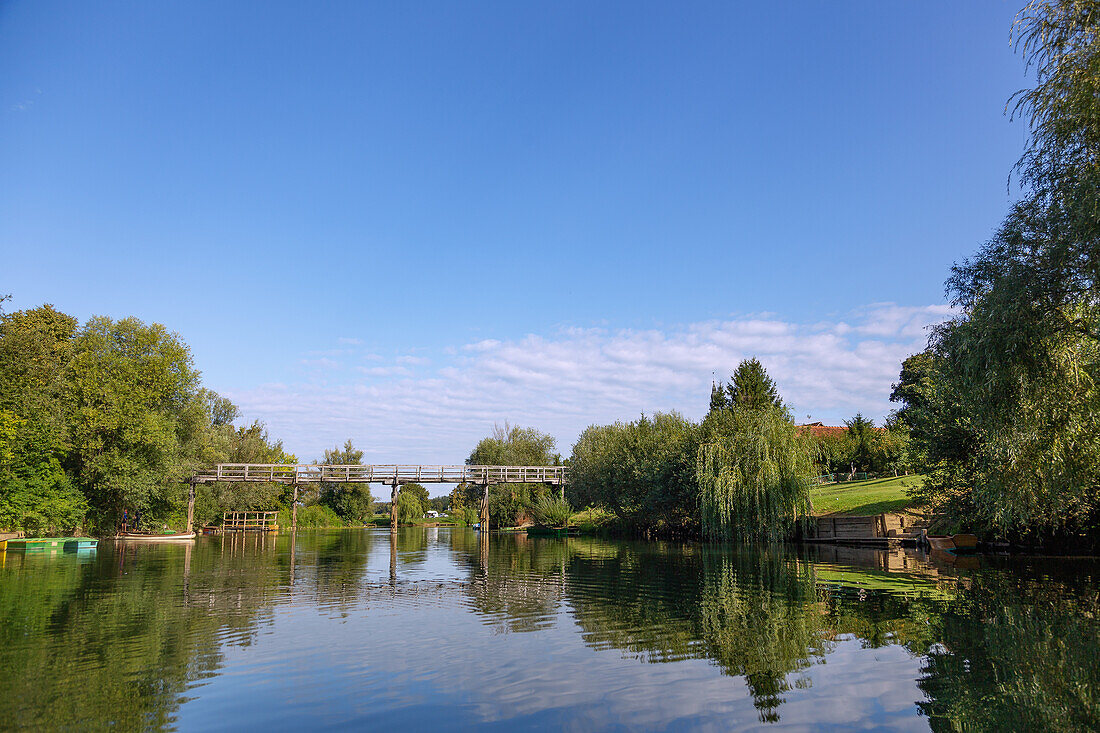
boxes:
[192,464,567,485]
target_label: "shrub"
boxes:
[290,504,345,528]
[529,495,572,528]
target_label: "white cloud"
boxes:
[227,303,952,462]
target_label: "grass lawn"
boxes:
[810,475,925,516]
[366,515,464,527]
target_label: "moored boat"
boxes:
[526,527,570,538]
[6,537,98,552]
[115,532,196,542]
[952,533,979,550]
[925,534,955,551]
[923,532,980,552]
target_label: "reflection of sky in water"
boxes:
[178,530,930,731]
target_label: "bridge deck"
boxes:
[192,464,567,485]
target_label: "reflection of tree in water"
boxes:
[0,540,289,729]
[450,531,569,633]
[565,541,830,723]
[916,560,1100,732]
[697,549,829,722]
[299,530,373,612]
[394,527,429,562]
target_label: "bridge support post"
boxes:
[390,480,399,534]
[291,484,299,530]
[186,481,196,534]
[479,483,490,530]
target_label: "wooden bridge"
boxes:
[192,464,566,486]
[187,464,567,533]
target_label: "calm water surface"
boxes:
[2,528,1098,731]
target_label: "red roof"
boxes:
[798,423,848,439]
[797,422,883,439]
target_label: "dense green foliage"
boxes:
[393,490,424,524]
[394,482,430,520]
[710,357,783,412]
[895,1,1100,540]
[0,306,89,534]
[570,360,816,539]
[569,411,700,535]
[0,303,297,535]
[807,416,912,478]
[467,422,560,466]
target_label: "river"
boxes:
[1,528,1097,731]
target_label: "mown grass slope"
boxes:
[810,475,924,516]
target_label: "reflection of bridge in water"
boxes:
[188,463,568,532]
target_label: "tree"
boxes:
[393,490,423,524]
[845,414,877,473]
[909,1,1100,538]
[467,422,560,466]
[709,381,730,413]
[875,414,912,476]
[726,358,783,411]
[0,305,86,533]
[569,412,700,535]
[66,316,209,531]
[889,351,936,430]
[318,439,374,523]
[323,439,363,465]
[398,482,429,516]
[697,404,814,541]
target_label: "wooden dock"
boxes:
[221,511,279,532]
[805,513,921,547]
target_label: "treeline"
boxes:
[567,358,892,539]
[0,302,379,535]
[887,2,1100,544]
[468,361,905,539]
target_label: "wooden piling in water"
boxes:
[186,481,196,534]
[390,480,399,533]
[479,483,490,530]
[291,484,299,530]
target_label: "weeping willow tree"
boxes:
[697,406,815,541]
[393,490,423,524]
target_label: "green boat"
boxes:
[5,537,98,553]
[526,527,570,538]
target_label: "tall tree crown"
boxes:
[727,358,783,411]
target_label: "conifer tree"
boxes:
[727,358,783,411]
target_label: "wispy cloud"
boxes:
[227,303,951,463]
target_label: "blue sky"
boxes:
[2,1,1026,465]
